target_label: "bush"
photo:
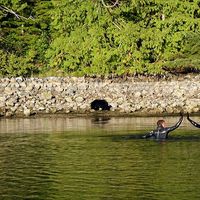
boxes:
[1,0,200,77]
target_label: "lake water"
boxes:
[0,116,200,200]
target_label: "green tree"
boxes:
[1,0,200,77]
[0,0,52,77]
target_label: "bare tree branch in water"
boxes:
[0,5,34,20]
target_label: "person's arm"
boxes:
[187,113,200,128]
[142,130,155,138]
[166,114,183,132]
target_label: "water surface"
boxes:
[0,116,200,200]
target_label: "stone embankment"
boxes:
[0,75,199,117]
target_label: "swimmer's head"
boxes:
[157,120,166,128]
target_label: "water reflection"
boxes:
[0,116,200,199]
[91,116,111,124]
[0,115,199,134]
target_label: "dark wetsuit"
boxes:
[187,116,200,128]
[143,115,183,139]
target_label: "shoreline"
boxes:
[0,75,200,118]
[1,112,199,120]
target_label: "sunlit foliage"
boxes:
[1,0,200,77]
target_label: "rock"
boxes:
[40,91,53,100]
[50,107,57,113]
[20,82,27,88]
[26,85,34,91]
[5,111,14,117]
[134,91,142,98]
[66,86,77,96]
[0,76,200,116]
[55,86,63,93]
[117,97,124,105]
[6,99,16,107]
[76,96,84,103]
[166,107,174,114]
[24,108,31,117]
[110,102,118,111]
[4,87,13,95]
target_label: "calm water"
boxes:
[0,116,200,200]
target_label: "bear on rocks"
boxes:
[91,99,111,111]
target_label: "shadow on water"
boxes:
[91,116,111,125]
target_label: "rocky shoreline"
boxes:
[0,75,200,117]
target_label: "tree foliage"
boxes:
[1,0,200,77]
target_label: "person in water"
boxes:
[143,113,183,139]
[187,113,200,128]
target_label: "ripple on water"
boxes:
[0,117,200,199]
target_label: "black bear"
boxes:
[91,99,111,111]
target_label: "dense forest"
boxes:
[1,0,200,77]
